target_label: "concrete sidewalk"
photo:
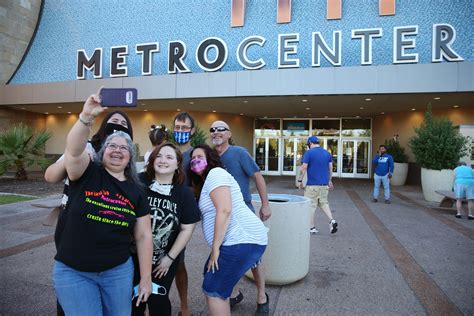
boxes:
[1,177,473,315]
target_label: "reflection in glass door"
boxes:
[325,139,339,173]
[342,141,354,175]
[282,138,295,173]
[255,138,280,175]
[356,141,369,176]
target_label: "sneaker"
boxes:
[468,215,474,220]
[455,214,462,219]
[330,219,338,234]
[372,198,378,203]
[385,199,391,204]
[310,227,319,234]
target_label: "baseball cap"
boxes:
[307,136,319,145]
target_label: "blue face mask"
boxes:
[174,131,190,144]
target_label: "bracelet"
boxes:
[79,113,95,127]
[166,253,175,262]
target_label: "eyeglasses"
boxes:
[106,143,129,153]
[174,125,191,131]
[209,126,229,133]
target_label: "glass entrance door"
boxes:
[282,138,307,175]
[320,138,339,174]
[341,140,370,178]
[255,137,280,175]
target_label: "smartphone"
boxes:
[100,88,138,107]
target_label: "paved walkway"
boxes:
[0,177,473,315]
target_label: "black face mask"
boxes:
[104,123,130,137]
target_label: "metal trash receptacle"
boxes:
[246,193,312,285]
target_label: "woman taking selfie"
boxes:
[53,90,152,316]
[189,144,268,316]
[132,142,200,315]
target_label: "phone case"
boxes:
[100,88,138,107]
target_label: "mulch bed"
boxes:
[0,177,63,198]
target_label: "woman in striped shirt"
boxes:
[189,144,268,316]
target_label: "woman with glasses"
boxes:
[132,142,200,316]
[53,90,153,316]
[189,144,268,316]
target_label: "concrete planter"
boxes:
[391,162,408,186]
[245,194,312,285]
[421,168,454,202]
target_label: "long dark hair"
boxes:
[189,144,223,198]
[144,142,185,185]
[90,111,133,152]
[148,124,169,146]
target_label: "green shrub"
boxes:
[384,139,408,163]
[409,105,469,170]
[0,123,52,180]
[168,124,208,147]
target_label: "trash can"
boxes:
[245,193,312,285]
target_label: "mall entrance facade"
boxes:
[253,118,372,178]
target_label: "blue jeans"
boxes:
[374,174,390,200]
[53,257,133,316]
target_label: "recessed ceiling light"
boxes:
[305,107,310,110]
[381,112,385,115]
[365,98,371,101]
[44,112,49,114]
[144,109,148,112]
[177,109,181,111]
[359,107,364,110]
[434,97,440,100]
[57,106,63,109]
[411,108,416,111]
[67,111,71,114]
[243,100,248,103]
[263,116,268,119]
[141,103,146,106]
[355,115,361,118]
[21,107,26,110]
[240,113,244,116]
[302,99,308,102]
[212,110,216,113]
[453,105,459,108]
[189,101,194,104]
[307,113,312,116]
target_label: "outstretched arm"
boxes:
[44,157,67,183]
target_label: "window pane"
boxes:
[312,119,340,136]
[282,120,309,136]
[341,119,371,137]
[255,119,281,137]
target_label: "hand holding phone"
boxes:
[100,88,137,107]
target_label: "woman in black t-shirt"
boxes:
[133,142,200,316]
[53,90,153,316]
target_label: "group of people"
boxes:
[45,90,272,316]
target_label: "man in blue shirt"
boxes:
[210,120,271,315]
[372,144,395,204]
[298,136,338,235]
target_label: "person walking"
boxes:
[189,144,268,316]
[298,136,338,234]
[209,120,271,315]
[132,142,200,315]
[372,144,394,204]
[453,161,474,219]
[52,90,152,315]
[171,112,196,316]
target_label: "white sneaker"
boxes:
[330,219,338,234]
[309,227,319,234]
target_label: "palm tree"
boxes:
[0,123,52,180]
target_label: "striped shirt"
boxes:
[198,167,268,247]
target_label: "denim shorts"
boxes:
[202,243,266,300]
[454,183,474,199]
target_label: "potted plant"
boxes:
[409,105,469,202]
[384,138,409,186]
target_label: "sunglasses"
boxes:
[209,126,229,133]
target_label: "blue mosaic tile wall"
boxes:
[10,0,474,84]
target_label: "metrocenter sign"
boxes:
[76,2,464,79]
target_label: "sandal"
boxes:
[255,292,269,316]
[230,290,243,308]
